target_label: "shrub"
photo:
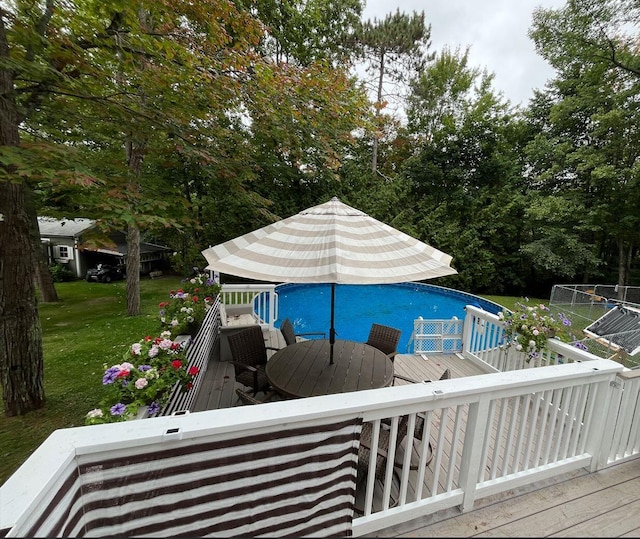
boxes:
[49,262,75,282]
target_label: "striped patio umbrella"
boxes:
[202,197,457,361]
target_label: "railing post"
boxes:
[458,397,491,512]
[585,373,620,472]
[461,309,475,358]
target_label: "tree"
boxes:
[356,9,433,173]
[531,0,640,78]
[0,0,265,414]
[530,0,640,287]
[251,0,363,66]
[403,48,527,294]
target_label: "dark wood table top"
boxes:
[265,339,394,398]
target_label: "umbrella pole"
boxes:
[329,283,336,364]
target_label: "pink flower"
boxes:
[131,343,142,355]
[135,378,148,389]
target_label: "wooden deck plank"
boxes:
[384,458,640,538]
[550,499,640,537]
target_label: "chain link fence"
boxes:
[549,284,640,368]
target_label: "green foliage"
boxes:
[528,0,640,287]
[48,263,75,283]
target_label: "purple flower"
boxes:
[138,364,152,372]
[562,318,572,326]
[148,402,161,416]
[102,367,120,385]
[110,403,126,416]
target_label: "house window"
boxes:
[54,245,73,260]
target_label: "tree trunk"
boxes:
[125,139,144,316]
[29,200,58,302]
[126,223,141,316]
[371,52,386,174]
[617,237,627,297]
[0,18,45,415]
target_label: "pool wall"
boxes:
[273,282,504,353]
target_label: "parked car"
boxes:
[86,263,124,283]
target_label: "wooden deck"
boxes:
[381,456,640,537]
[192,328,640,537]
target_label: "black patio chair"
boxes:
[235,388,276,405]
[365,323,402,362]
[280,317,326,346]
[227,325,279,396]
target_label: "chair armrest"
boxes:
[228,361,258,373]
[393,373,424,383]
[295,331,326,339]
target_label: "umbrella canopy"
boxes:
[202,197,457,362]
[202,197,457,284]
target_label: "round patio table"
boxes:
[265,339,394,398]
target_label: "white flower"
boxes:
[131,343,142,355]
[160,331,171,339]
[528,340,537,350]
[515,344,523,351]
[533,329,539,336]
[86,408,103,418]
[120,362,134,370]
[170,319,179,327]
[135,378,148,389]
[148,346,159,358]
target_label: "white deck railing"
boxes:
[219,283,277,329]
[461,304,596,372]
[2,293,640,537]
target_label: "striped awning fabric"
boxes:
[15,418,362,538]
[202,197,457,284]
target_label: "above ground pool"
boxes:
[274,283,503,353]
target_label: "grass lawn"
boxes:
[0,279,536,486]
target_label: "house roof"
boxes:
[38,217,96,238]
[584,305,640,356]
[89,242,172,257]
[38,217,172,255]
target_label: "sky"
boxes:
[361,0,567,108]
